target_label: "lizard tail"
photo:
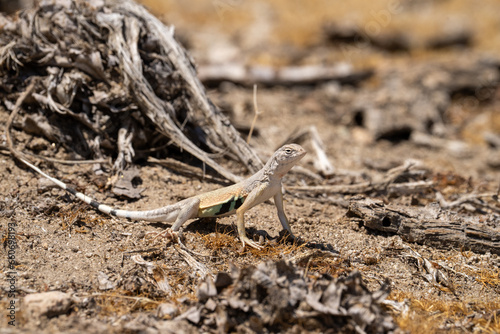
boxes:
[19,158,183,223]
[19,158,120,217]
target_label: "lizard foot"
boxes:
[241,236,263,250]
[146,228,180,242]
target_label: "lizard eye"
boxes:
[284,148,292,154]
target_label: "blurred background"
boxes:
[132,0,500,170]
[136,0,500,66]
[2,0,499,169]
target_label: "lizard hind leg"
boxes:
[170,197,201,231]
[149,197,200,242]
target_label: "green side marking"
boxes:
[198,195,245,217]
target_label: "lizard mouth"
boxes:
[276,151,306,176]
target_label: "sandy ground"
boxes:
[1,0,500,333]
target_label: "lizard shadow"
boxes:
[156,218,340,255]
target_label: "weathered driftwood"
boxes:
[291,180,434,197]
[148,156,228,184]
[347,198,500,255]
[1,0,263,183]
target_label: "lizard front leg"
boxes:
[236,210,262,250]
[235,184,267,249]
[274,190,296,238]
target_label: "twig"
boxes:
[289,160,425,195]
[173,243,211,278]
[79,292,161,305]
[308,126,335,176]
[6,80,37,161]
[411,131,470,157]
[436,192,500,213]
[149,156,229,184]
[22,154,109,165]
[197,63,373,86]
[246,84,262,144]
[280,125,335,176]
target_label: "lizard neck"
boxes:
[261,160,283,183]
[262,155,289,181]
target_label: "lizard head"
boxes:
[266,143,306,178]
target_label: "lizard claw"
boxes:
[241,237,263,250]
[146,228,180,242]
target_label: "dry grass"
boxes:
[95,292,161,317]
[388,250,500,333]
[199,229,307,260]
[306,256,348,278]
[199,229,354,281]
[199,229,236,251]
[466,266,500,291]
[391,291,500,333]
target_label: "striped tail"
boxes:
[20,158,122,217]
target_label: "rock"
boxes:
[97,271,116,291]
[23,291,73,318]
[157,303,178,319]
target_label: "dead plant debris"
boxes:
[0,0,262,183]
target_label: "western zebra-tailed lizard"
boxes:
[19,144,306,249]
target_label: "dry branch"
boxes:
[197,63,373,87]
[436,191,500,214]
[289,160,429,195]
[411,131,471,157]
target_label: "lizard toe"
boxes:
[146,228,179,242]
[243,237,263,250]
